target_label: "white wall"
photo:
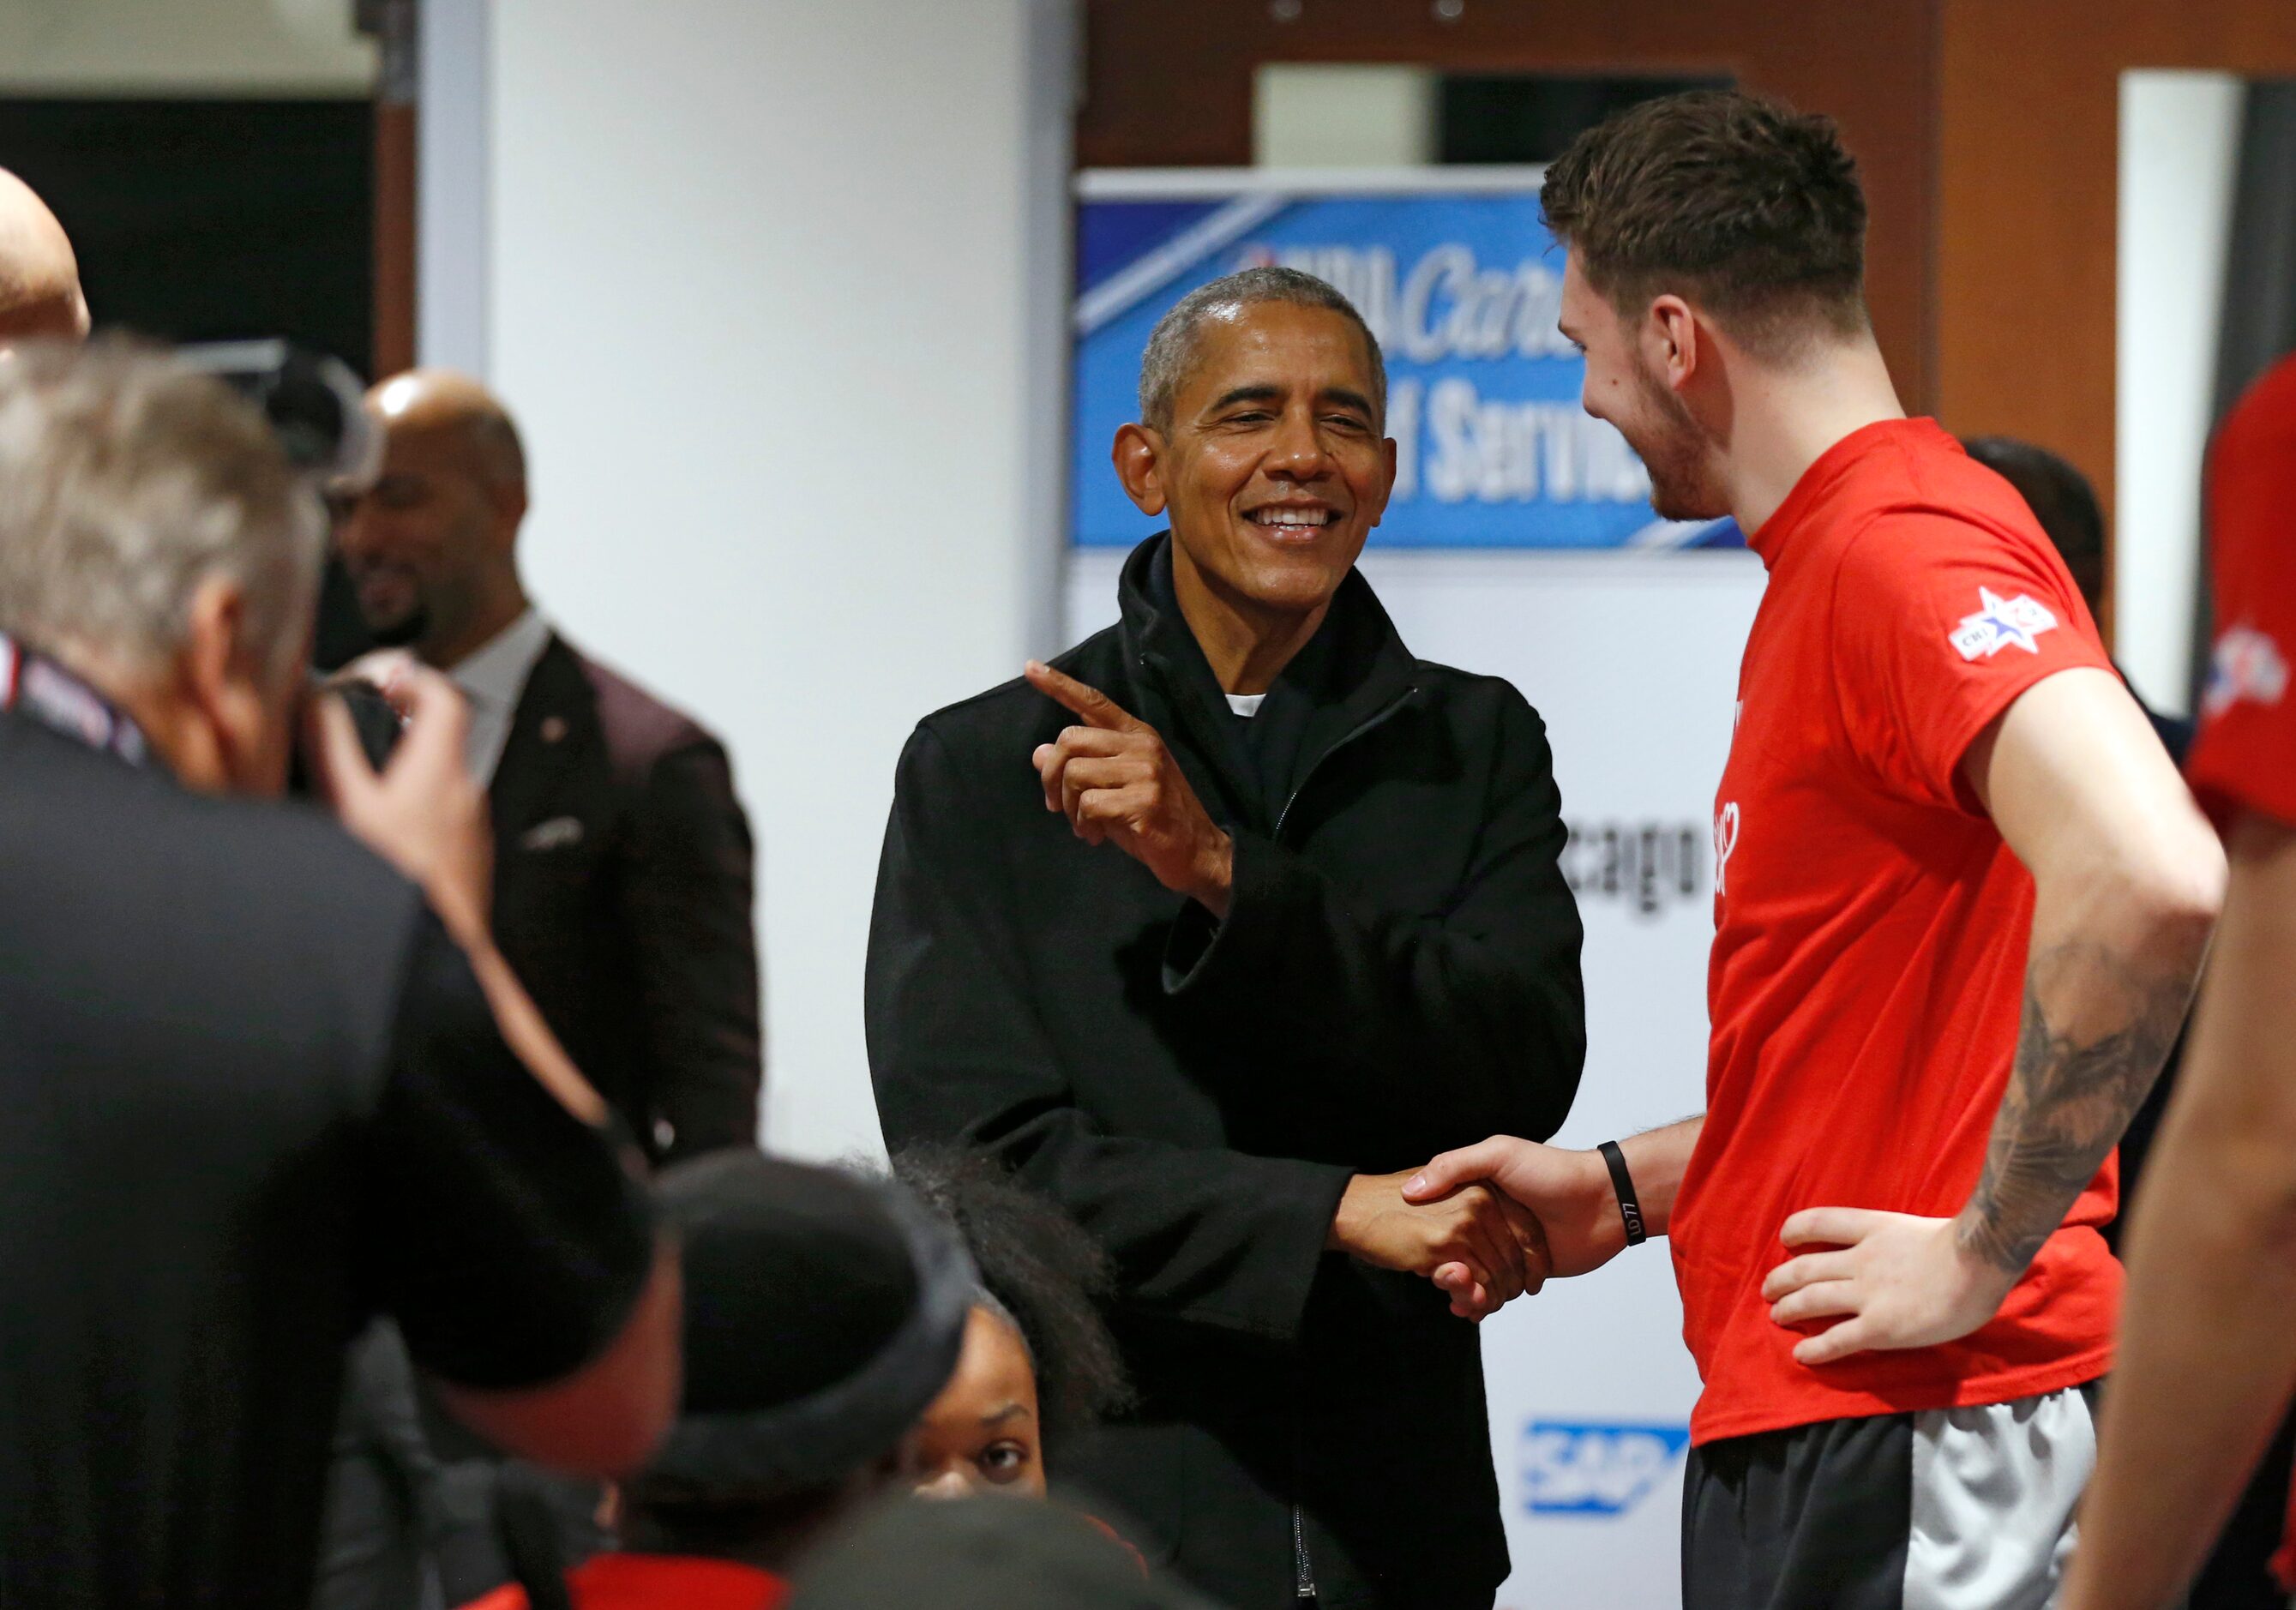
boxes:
[472,0,1076,1158]
[2116,70,2243,717]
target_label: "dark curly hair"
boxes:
[887,1145,1133,1450]
[1541,88,1868,354]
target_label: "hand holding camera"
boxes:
[310,655,493,949]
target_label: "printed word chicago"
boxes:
[1560,820,1705,918]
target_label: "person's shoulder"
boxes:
[1830,435,2060,584]
[1834,426,2016,527]
[2,723,421,946]
[1401,659,1555,754]
[1405,658,1541,718]
[909,622,1128,760]
[555,634,722,768]
[2219,349,2296,453]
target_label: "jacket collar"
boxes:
[0,631,150,767]
[1111,533,1420,820]
[487,633,593,847]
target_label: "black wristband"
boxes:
[1597,1140,1648,1247]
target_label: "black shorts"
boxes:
[1681,1385,2098,1610]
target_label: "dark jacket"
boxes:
[867,536,1585,1609]
[490,635,762,1163]
[0,712,652,1610]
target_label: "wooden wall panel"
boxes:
[372,101,415,378]
[1938,0,2296,530]
[1078,0,1941,409]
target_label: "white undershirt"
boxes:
[1225,693,1265,718]
[448,607,551,783]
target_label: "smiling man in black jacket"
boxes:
[866,267,1585,1609]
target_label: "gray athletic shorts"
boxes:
[1681,1383,2100,1610]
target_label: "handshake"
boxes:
[1328,1138,1632,1323]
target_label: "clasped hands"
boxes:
[1389,1136,2020,1355]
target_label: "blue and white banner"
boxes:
[1070,169,1742,553]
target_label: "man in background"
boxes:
[2063,351,2296,1610]
[0,339,678,1609]
[1961,436,2192,761]
[0,167,88,345]
[327,369,761,1605]
[340,369,761,1162]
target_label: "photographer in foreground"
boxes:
[0,339,679,1609]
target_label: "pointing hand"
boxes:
[1025,660,1235,916]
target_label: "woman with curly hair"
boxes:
[886,1145,1132,1499]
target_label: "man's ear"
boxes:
[179,574,281,792]
[1646,293,1701,393]
[489,481,530,557]
[1112,423,1168,517]
[1364,434,1398,531]
[180,574,249,718]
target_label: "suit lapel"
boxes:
[488,635,596,874]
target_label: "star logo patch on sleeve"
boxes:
[2201,624,2290,718]
[1950,587,2059,661]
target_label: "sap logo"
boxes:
[1522,1421,1691,1517]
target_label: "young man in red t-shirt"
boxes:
[1405,91,2225,1607]
[2063,354,2296,1609]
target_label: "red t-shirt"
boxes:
[1673,418,2124,1446]
[2188,356,2296,1590]
[460,1553,790,1610]
[2190,351,2296,832]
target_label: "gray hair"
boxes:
[1136,266,1387,433]
[0,338,326,687]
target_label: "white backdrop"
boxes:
[1067,545,1768,1608]
[472,0,1076,1161]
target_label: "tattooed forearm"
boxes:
[1956,939,2196,1275]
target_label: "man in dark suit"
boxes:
[869,268,1586,1608]
[340,370,761,1162]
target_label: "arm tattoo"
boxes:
[1958,940,2192,1275]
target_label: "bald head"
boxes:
[0,171,88,346]
[369,368,527,492]
[341,369,533,665]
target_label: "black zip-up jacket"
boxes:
[867,535,1585,1609]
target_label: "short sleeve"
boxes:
[361,909,657,1390]
[2187,399,2296,828]
[1828,513,2115,812]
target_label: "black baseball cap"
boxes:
[635,1151,976,1501]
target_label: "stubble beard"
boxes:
[1628,369,1727,524]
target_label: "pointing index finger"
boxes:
[1025,659,1142,733]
